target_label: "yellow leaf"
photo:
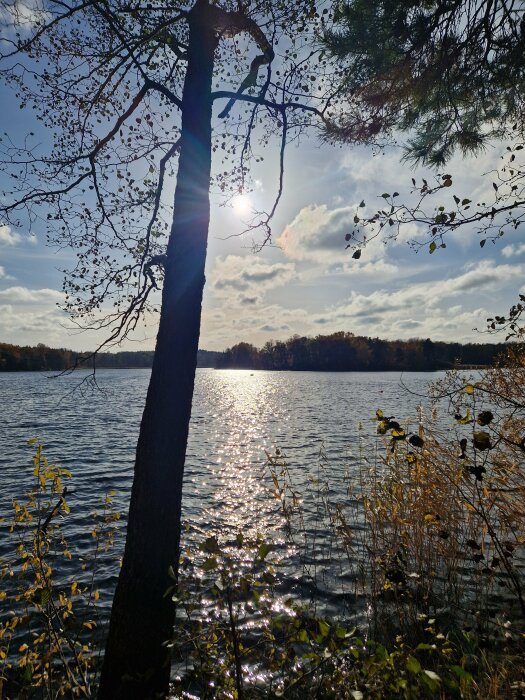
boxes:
[465,384,474,394]
[18,643,28,652]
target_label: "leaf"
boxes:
[480,239,486,248]
[359,200,365,207]
[424,670,441,682]
[376,409,384,419]
[429,241,437,254]
[256,542,272,561]
[381,193,390,198]
[462,198,471,206]
[456,408,471,425]
[450,665,473,682]
[409,435,424,448]
[473,431,491,451]
[477,411,494,426]
[406,655,421,674]
[318,620,330,638]
[32,587,51,606]
[352,249,362,259]
[465,384,475,394]
[200,536,221,555]
[201,557,218,571]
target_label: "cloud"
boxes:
[210,255,298,296]
[278,205,356,263]
[306,260,522,340]
[277,204,403,274]
[0,226,22,246]
[502,243,525,258]
[0,286,63,303]
[0,304,65,341]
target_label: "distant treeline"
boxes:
[216,333,512,371]
[0,334,514,373]
[0,342,220,371]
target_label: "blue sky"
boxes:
[0,12,523,352]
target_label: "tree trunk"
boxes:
[98,4,217,698]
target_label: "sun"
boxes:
[232,193,253,217]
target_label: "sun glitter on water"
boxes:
[232,193,252,217]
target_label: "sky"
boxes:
[0,13,523,352]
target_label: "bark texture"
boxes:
[98,4,217,697]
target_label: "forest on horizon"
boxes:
[0,332,512,373]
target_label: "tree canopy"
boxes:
[324,0,525,166]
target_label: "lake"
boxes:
[0,368,442,618]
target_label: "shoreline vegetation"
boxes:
[0,333,514,373]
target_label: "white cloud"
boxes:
[0,225,22,246]
[0,304,65,341]
[502,243,525,258]
[305,260,522,341]
[0,286,63,303]
[277,204,405,272]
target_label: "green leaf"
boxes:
[352,249,362,259]
[429,241,437,254]
[450,665,473,682]
[32,587,51,606]
[406,655,421,674]
[318,620,330,638]
[256,542,272,561]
